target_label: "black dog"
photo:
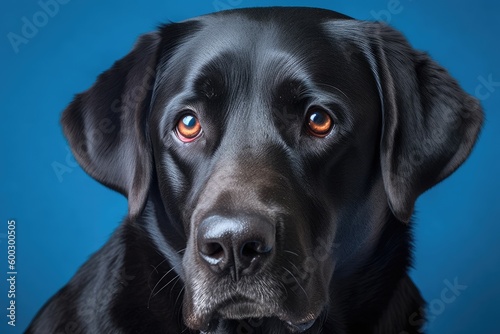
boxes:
[27,7,483,334]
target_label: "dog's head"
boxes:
[61,7,482,332]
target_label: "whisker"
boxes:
[147,258,169,290]
[180,322,189,333]
[151,258,169,273]
[282,266,308,298]
[287,260,304,280]
[175,286,185,308]
[148,263,181,307]
[152,274,180,299]
[283,250,300,257]
[169,275,182,300]
[277,277,289,299]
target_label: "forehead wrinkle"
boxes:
[158,16,314,100]
[182,16,306,87]
[182,16,265,75]
[156,19,247,93]
[254,49,314,98]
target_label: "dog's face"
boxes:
[149,10,387,331]
[61,7,482,333]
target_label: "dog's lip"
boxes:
[186,296,265,331]
[285,319,317,333]
[185,294,321,332]
[215,296,298,321]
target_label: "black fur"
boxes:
[26,7,483,334]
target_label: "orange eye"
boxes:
[176,114,202,142]
[306,108,333,137]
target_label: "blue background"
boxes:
[1,0,499,333]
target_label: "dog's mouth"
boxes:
[201,318,317,334]
[185,294,320,333]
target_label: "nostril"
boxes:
[203,242,223,256]
[241,240,272,258]
[200,242,225,264]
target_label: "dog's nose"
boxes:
[197,215,275,280]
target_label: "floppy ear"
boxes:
[366,23,483,222]
[61,32,160,218]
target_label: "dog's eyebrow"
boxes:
[194,76,221,100]
[316,82,349,100]
[273,79,308,102]
[272,77,352,110]
[190,50,249,95]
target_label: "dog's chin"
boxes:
[201,318,317,334]
[185,297,319,333]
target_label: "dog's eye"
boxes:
[176,114,202,142]
[306,108,333,137]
